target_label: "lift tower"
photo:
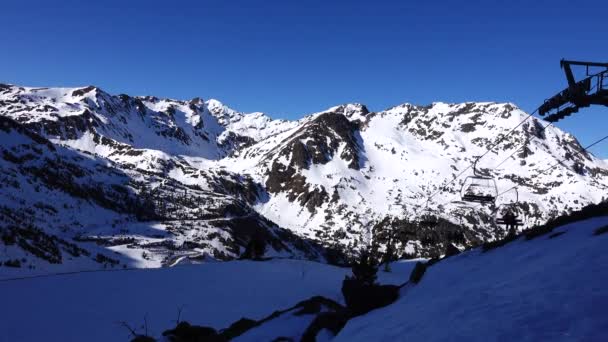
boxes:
[538,59,608,122]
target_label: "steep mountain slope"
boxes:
[0,114,326,276]
[231,102,608,255]
[0,84,294,160]
[1,83,606,273]
[335,215,608,341]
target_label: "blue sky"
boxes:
[1,0,606,157]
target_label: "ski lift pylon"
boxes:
[538,59,608,122]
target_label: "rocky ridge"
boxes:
[1,83,606,274]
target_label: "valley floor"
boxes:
[1,216,606,342]
[0,258,414,342]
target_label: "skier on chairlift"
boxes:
[502,210,518,237]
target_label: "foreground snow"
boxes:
[335,216,608,342]
[1,216,606,341]
[0,258,413,342]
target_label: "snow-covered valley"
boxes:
[1,213,606,341]
[0,258,413,341]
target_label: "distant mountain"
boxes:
[1,83,606,274]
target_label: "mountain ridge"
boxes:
[1,83,606,274]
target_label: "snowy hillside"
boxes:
[1,83,607,274]
[1,214,606,341]
[335,215,608,341]
[236,102,608,255]
[0,114,327,276]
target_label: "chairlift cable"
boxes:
[422,60,605,206]
[493,121,554,170]
[496,185,518,199]
[581,134,608,151]
[476,108,540,161]
[537,134,608,176]
[495,81,602,171]
[415,59,607,227]
[423,107,541,205]
[492,134,607,201]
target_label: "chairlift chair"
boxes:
[494,187,524,228]
[494,205,524,226]
[461,158,498,204]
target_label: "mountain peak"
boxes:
[322,103,370,122]
[205,98,244,123]
[70,85,101,98]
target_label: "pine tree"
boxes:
[243,234,267,260]
[383,238,394,272]
[350,249,378,286]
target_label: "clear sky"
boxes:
[1,0,607,158]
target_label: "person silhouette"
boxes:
[502,210,518,236]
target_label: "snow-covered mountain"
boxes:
[1,83,607,273]
[0,85,327,275]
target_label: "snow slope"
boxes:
[0,113,327,274]
[3,215,604,342]
[238,102,608,255]
[335,215,608,342]
[0,259,411,342]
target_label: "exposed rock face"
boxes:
[264,111,363,213]
[0,84,607,273]
[235,101,607,257]
[0,114,329,273]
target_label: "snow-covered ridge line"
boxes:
[1,82,607,274]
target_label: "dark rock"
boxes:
[263,111,362,214]
[162,322,226,342]
[341,278,400,316]
[220,318,258,340]
[71,85,97,97]
[409,261,427,284]
[301,311,349,342]
[594,225,608,236]
[444,243,461,257]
